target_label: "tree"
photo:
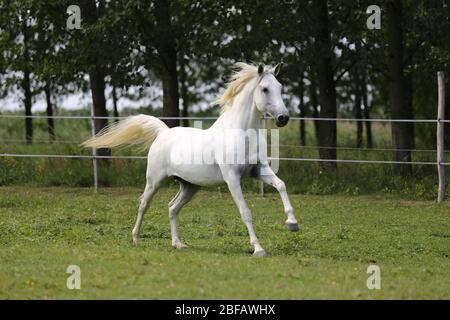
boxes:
[314,0,338,171]
[386,0,413,175]
[361,79,373,148]
[33,5,62,143]
[54,1,141,156]
[361,1,450,175]
[83,1,109,148]
[43,83,55,141]
[179,54,190,127]
[351,68,364,148]
[298,74,306,146]
[0,1,38,143]
[275,0,362,170]
[129,1,200,128]
[154,0,179,128]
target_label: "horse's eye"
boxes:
[262,87,269,93]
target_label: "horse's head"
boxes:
[253,63,289,127]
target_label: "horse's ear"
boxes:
[257,64,264,75]
[272,63,282,76]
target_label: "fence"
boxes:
[0,73,447,202]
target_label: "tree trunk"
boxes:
[112,85,119,122]
[155,0,180,128]
[354,74,363,148]
[309,76,320,145]
[44,84,55,142]
[82,0,109,157]
[22,22,32,144]
[315,0,337,171]
[22,69,33,144]
[89,67,110,157]
[179,56,189,127]
[405,74,414,149]
[298,76,306,146]
[387,0,412,176]
[361,82,373,148]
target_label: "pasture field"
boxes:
[0,186,449,299]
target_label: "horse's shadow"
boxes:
[138,233,302,258]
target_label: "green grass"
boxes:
[0,186,449,299]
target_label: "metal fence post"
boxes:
[90,107,98,193]
[259,113,266,196]
[437,71,446,203]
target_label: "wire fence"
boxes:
[289,116,450,123]
[0,113,447,199]
[2,138,449,154]
[1,113,449,122]
[1,114,448,166]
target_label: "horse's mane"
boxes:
[214,62,269,113]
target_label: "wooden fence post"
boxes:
[437,71,445,203]
[90,106,98,193]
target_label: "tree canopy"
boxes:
[0,0,449,175]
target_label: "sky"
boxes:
[0,86,159,113]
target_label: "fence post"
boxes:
[90,106,98,193]
[437,71,445,203]
[259,113,266,196]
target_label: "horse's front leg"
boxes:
[254,164,299,231]
[224,172,266,256]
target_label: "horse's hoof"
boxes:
[253,250,267,257]
[285,222,299,232]
[173,242,188,250]
[132,232,141,246]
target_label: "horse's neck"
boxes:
[217,86,260,131]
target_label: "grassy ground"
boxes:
[0,186,448,299]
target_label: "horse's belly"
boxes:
[156,126,255,186]
[160,128,224,185]
[170,163,224,186]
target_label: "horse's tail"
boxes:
[81,114,169,150]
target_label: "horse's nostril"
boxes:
[277,114,289,124]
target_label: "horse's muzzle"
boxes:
[276,114,290,127]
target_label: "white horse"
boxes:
[83,62,298,256]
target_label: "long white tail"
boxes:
[82,114,169,149]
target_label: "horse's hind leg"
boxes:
[132,178,161,245]
[169,179,199,249]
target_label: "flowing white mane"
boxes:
[214,62,270,112]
